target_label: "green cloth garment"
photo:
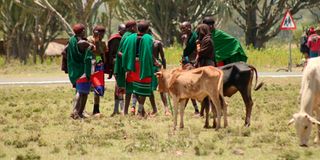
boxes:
[139,34,154,80]
[114,32,133,88]
[67,36,93,85]
[120,33,138,94]
[212,29,247,64]
[134,33,154,96]
[122,33,137,72]
[133,82,152,96]
[183,31,198,57]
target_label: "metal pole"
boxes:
[288,30,292,72]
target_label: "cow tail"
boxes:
[248,65,264,91]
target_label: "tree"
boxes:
[96,0,119,38]
[0,0,115,64]
[308,6,320,24]
[13,0,72,63]
[115,0,231,46]
[228,0,320,48]
[0,0,35,64]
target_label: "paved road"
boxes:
[0,72,302,85]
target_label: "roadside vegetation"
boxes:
[0,44,303,78]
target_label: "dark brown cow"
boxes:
[156,66,227,130]
[215,62,263,127]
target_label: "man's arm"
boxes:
[158,42,166,69]
[61,44,68,73]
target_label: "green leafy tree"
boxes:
[115,0,231,46]
[228,0,320,48]
[0,0,35,64]
[0,0,114,63]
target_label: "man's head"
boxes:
[180,21,192,35]
[137,21,150,34]
[288,113,320,147]
[73,23,86,38]
[125,20,137,33]
[196,24,211,40]
[118,24,126,36]
[202,17,215,31]
[93,25,106,40]
[309,26,316,35]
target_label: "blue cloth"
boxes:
[309,51,319,58]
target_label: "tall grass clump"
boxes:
[164,45,183,67]
[246,44,302,71]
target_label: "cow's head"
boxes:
[288,113,320,147]
[155,69,170,92]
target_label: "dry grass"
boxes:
[0,77,319,159]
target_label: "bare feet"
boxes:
[149,111,157,117]
[131,107,136,115]
[165,111,171,116]
[93,113,102,118]
[193,111,200,118]
[70,113,88,119]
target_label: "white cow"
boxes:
[288,57,320,147]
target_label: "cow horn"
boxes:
[306,115,320,125]
[288,118,295,126]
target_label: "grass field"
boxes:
[0,77,319,160]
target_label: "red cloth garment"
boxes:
[126,60,152,83]
[307,34,320,52]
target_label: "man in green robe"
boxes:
[180,21,198,64]
[121,21,154,116]
[114,21,137,115]
[179,21,201,116]
[203,17,247,66]
[68,23,94,119]
[114,21,137,88]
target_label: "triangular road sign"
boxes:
[280,10,296,30]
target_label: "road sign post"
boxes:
[288,30,292,72]
[278,9,296,72]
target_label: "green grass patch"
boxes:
[163,44,303,71]
[0,78,320,159]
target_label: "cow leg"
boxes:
[172,98,179,130]
[203,99,210,128]
[191,99,200,115]
[239,86,253,127]
[220,94,228,128]
[314,99,320,144]
[179,99,187,129]
[200,102,205,117]
[160,92,170,115]
[184,98,189,108]
[209,95,222,130]
[210,100,217,128]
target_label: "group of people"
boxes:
[62,16,248,119]
[300,26,320,67]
